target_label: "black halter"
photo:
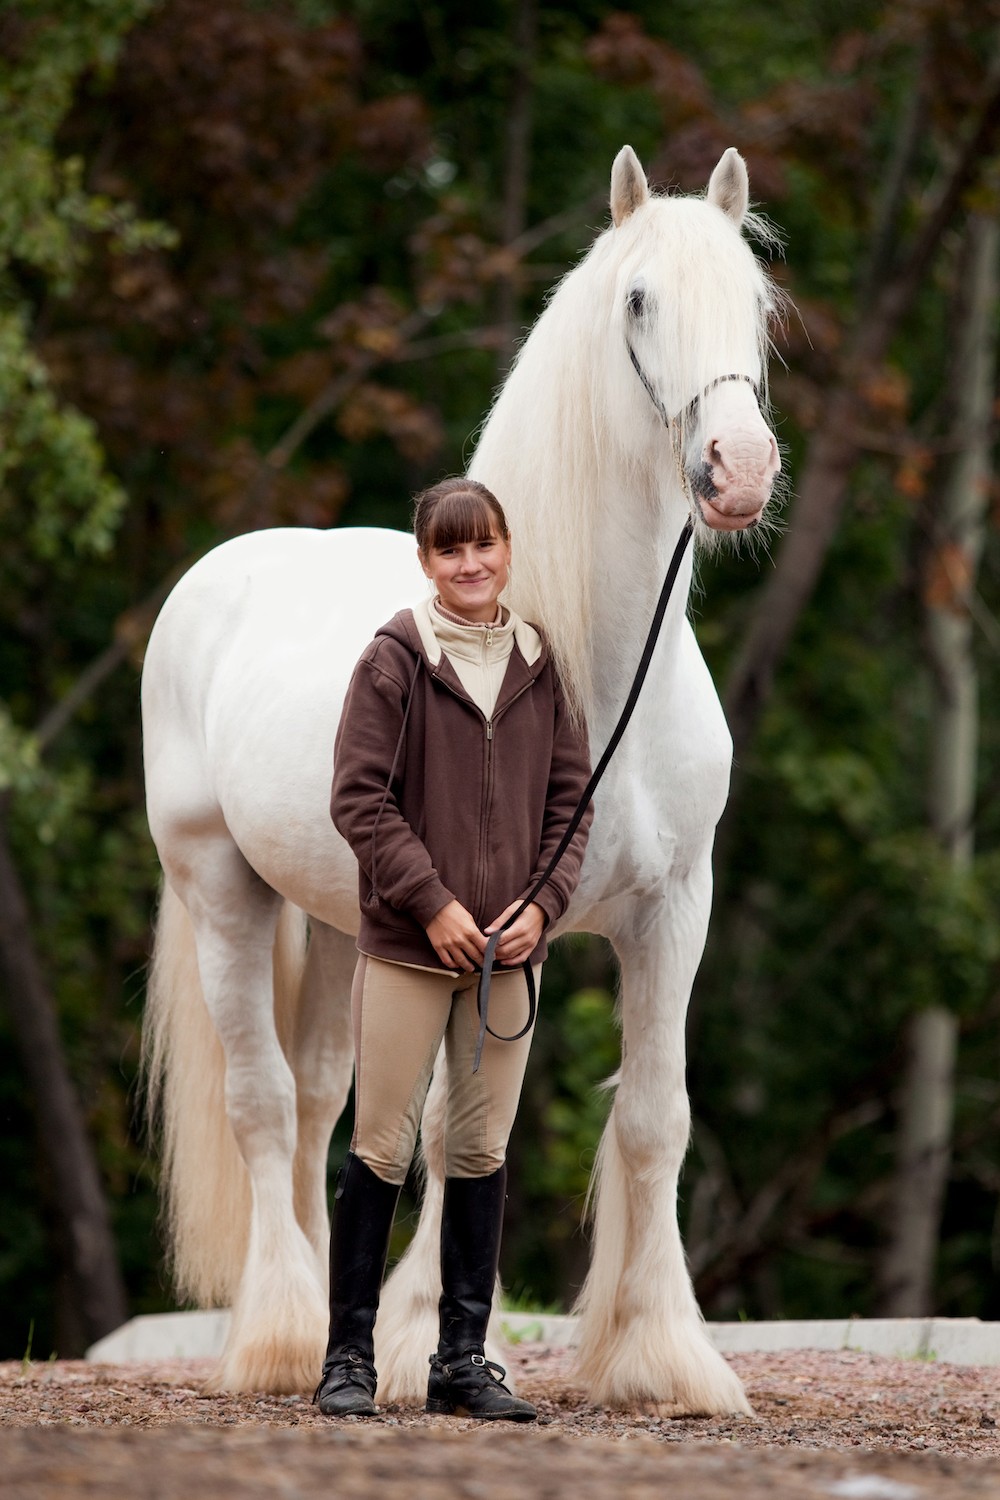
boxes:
[626,341,760,431]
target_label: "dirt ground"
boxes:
[3,1345,1000,1498]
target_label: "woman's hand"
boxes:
[485,901,545,966]
[426,900,487,972]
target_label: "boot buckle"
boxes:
[471,1353,486,1367]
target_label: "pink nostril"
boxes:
[704,432,780,483]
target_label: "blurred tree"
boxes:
[0,0,166,1351]
[685,3,1000,1319]
[722,17,1000,765]
[878,207,999,1315]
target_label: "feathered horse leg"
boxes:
[149,836,326,1394]
[574,876,751,1416]
[283,919,357,1272]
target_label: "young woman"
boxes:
[315,476,593,1422]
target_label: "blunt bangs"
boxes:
[421,492,506,552]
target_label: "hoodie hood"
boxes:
[374,605,546,698]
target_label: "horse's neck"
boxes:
[499,457,694,738]
[587,508,693,737]
[477,289,696,728]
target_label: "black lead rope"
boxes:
[472,515,695,1073]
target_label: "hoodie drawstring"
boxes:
[368,655,422,909]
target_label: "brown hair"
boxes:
[413,477,509,554]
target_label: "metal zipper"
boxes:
[475,715,495,917]
[432,662,533,919]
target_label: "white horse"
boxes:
[141,144,780,1415]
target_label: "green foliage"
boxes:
[0,0,174,566]
[866,834,1000,1018]
[0,0,155,278]
[0,309,126,557]
[691,466,1000,1317]
[0,0,178,1357]
[0,708,40,796]
[530,984,618,1205]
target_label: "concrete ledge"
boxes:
[86,1311,1000,1368]
[707,1317,992,1363]
[86,1310,231,1363]
[499,1312,579,1347]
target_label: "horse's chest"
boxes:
[581,673,732,904]
[603,755,726,883]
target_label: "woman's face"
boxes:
[418,530,511,623]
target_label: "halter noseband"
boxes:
[626,341,760,430]
[626,340,761,510]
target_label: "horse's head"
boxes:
[609,146,781,535]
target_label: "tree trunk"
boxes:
[877,1007,960,1315]
[494,0,536,374]
[0,803,128,1350]
[722,57,1000,771]
[877,210,999,1316]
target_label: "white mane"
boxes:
[470,186,777,723]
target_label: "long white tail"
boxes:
[141,881,307,1307]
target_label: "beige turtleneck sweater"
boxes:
[410,595,542,721]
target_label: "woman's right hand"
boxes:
[425,900,487,972]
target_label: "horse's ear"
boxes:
[706,147,749,226]
[610,146,649,227]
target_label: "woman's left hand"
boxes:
[485,901,545,965]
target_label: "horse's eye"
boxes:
[627,285,646,320]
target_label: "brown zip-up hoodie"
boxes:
[331,608,593,971]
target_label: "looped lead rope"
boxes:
[473,515,695,1072]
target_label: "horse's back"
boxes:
[145,526,419,664]
[142,526,424,922]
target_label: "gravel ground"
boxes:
[3,1345,1000,1498]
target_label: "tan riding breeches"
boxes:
[350,954,540,1185]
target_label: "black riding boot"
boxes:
[313,1151,400,1417]
[426,1165,537,1421]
